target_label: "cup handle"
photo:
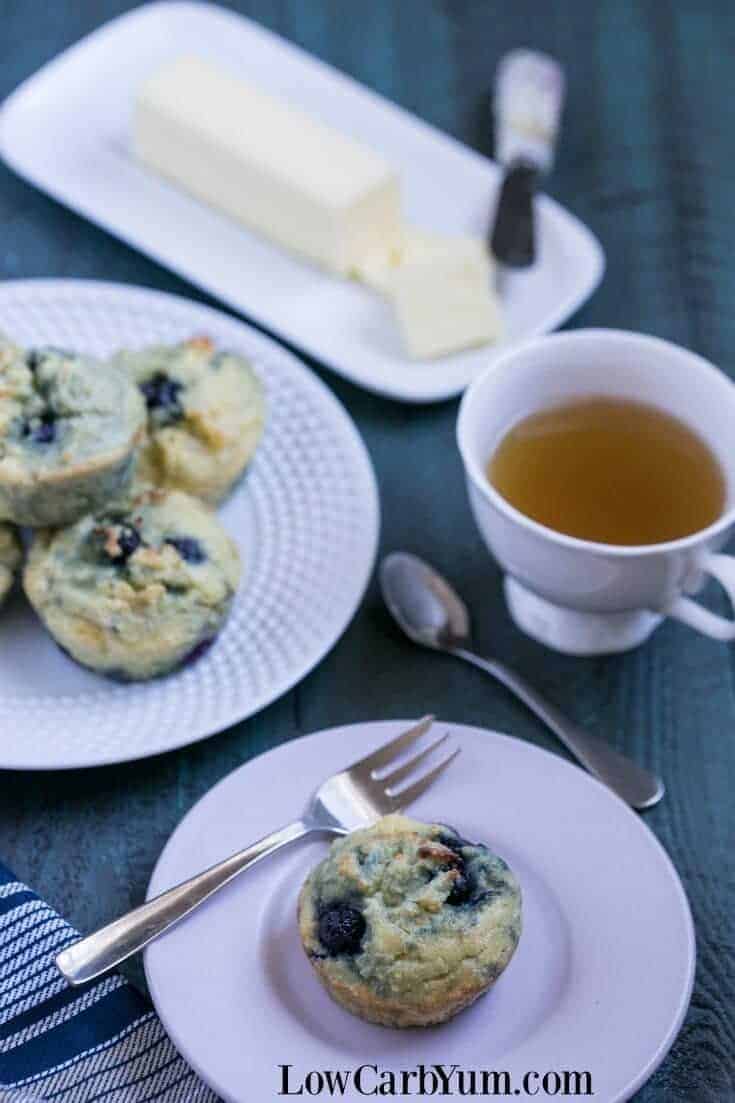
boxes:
[663,554,735,640]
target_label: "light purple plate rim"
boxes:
[145,721,695,1103]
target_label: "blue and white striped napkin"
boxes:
[0,864,217,1102]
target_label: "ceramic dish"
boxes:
[145,720,694,1103]
[0,280,379,769]
[0,2,604,403]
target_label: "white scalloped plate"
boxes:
[0,280,379,769]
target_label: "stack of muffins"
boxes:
[0,334,265,680]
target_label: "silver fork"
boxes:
[56,717,458,987]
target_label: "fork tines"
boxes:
[350,716,460,813]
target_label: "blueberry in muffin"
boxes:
[0,339,145,526]
[0,523,21,608]
[23,486,241,680]
[113,336,265,504]
[298,814,521,1027]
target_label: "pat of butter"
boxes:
[390,236,502,359]
[355,228,444,295]
[134,56,402,275]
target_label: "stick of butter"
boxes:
[134,56,403,276]
[389,235,502,359]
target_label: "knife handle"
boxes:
[490,160,539,268]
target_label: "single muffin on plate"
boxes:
[298,814,521,1027]
[114,336,265,504]
[23,486,241,681]
[0,340,145,526]
[0,523,21,607]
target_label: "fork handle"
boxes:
[55,819,313,986]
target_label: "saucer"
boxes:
[145,720,694,1103]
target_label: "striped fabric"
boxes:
[0,865,217,1102]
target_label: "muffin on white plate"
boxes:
[114,336,265,504]
[24,486,241,681]
[0,340,145,526]
[298,814,521,1027]
[0,523,21,608]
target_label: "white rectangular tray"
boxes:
[0,1,604,403]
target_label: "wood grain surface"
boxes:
[1,2,734,1099]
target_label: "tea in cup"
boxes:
[457,329,735,654]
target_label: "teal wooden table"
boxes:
[1,2,733,1099]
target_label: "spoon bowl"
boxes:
[381,552,470,650]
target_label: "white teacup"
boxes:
[457,329,735,654]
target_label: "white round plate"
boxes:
[0,280,379,769]
[146,721,695,1103]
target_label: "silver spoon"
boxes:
[380,552,664,811]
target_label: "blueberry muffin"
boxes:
[114,336,265,504]
[298,814,521,1027]
[23,486,241,680]
[0,340,145,526]
[0,523,21,607]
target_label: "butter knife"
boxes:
[490,50,565,267]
